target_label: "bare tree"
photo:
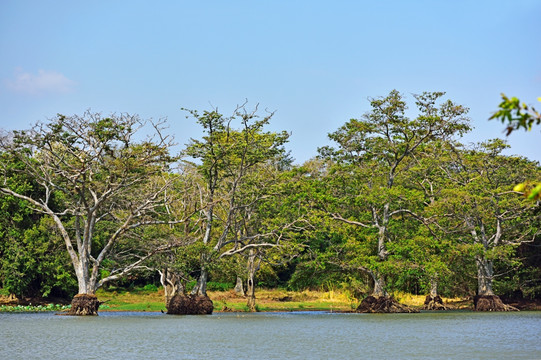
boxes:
[0,111,185,315]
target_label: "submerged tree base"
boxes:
[423,295,447,310]
[167,295,213,315]
[356,296,419,313]
[67,294,100,316]
[474,295,519,312]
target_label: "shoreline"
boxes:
[2,289,540,313]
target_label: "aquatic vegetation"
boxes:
[0,303,111,312]
[0,304,71,312]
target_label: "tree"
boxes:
[166,102,292,314]
[151,163,206,308]
[399,140,470,309]
[435,140,541,310]
[234,160,307,311]
[319,90,470,312]
[0,111,183,315]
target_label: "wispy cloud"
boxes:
[6,68,75,95]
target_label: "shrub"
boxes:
[143,284,158,292]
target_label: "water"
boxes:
[1,311,540,359]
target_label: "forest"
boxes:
[0,90,539,315]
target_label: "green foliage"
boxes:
[313,90,471,296]
[143,284,158,292]
[490,94,541,202]
[0,304,71,312]
[1,96,540,301]
[490,94,541,135]
[0,154,76,298]
[0,111,178,295]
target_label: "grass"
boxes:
[95,287,475,312]
[1,286,474,312]
[392,291,474,310]
[96,288,166,312]
[95,287,358,312]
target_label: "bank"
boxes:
[1,287,498,313]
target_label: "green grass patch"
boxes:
[104,301,165,312]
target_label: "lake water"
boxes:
[1,311,540,359]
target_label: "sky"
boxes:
[1,0,540,164]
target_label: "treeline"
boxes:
[0,91,539,311]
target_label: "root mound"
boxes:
[474,295,518,312]
[423,295,447,310]
[356,296,419,313]
[68,294,100,316]
[167,294,213,315]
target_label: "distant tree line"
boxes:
[0,91,539,313]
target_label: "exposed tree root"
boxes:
[67,294,100,316]
[356,296,419,313]
[474,295,519,312]
[167,294,213,315]
[423,295,447,310]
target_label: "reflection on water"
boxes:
[1,311,540,359]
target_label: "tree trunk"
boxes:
[476,256,494,296]
[372,272,387,298]
[191,268,208,296]
[246,249,260,312]
[169,268,213,315]
[474,256,517,311]
[67,261,101,315]
[234,276,245,296]
[357,270,418,313]
[246,283,256,312]
[159,268,185,308]
[430,276,438,297]
[423,275,447,310]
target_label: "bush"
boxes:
[207,282,234,291]
[143,284,158,292]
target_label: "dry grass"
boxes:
[209,288,357,312]
[392,291,473,310]
[94,287,473,312]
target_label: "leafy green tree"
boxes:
[318,90,470,301]
[434,140,540,309]
[398,140,474,303]
[182,103,292,299]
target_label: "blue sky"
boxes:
[1,0,540,163]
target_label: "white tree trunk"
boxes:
[191,268,208,296]
[74,261,96,295]
[246,249,260,311]
[234,276,245,296]
[159,268,185,307]
[430,275,439,298]
[476,256,494,296]
[372,272,387,297]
